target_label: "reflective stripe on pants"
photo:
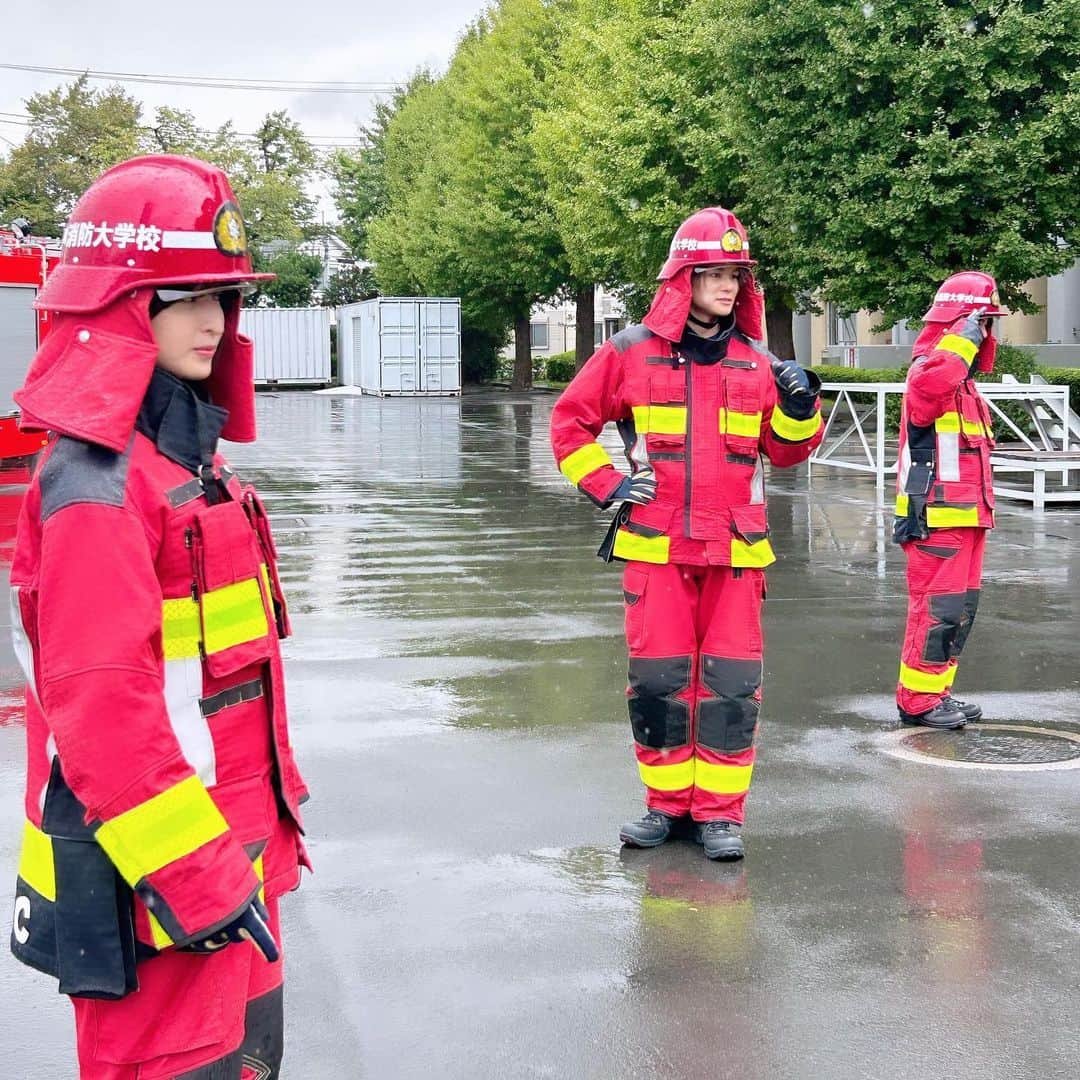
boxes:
[622,561,764,824]
[897,527,987,715]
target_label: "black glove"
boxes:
[610,466,657,506]
[184,895,279,963]
[771,358,813,397]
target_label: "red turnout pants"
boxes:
[72,899,284,1079]
[897,527,987,715]
[622,561,764,824]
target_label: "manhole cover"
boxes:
[879,724,1080,771]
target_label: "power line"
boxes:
[0,63,397,94]
[0,110,366,147]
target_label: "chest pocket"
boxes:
[722,363,764,456]
[189,500,273,677]
[241,487,291,639]
[958,391,993,446]
[636,366,687,451]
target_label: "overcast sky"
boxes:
[2,0,489,219]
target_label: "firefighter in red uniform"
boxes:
[893,271,1005,728]
[8,155,310,1079]
[550,208,824,860]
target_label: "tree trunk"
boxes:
[764,298,795,361]
[512,313,533,390]
[574,283,595,372]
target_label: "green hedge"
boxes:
[544,351,576,382]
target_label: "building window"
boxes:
[531,322,549,351]
[827,303,857,347]
[594,322,603,347]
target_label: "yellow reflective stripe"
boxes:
[631,405,687,435]
[770,409,822,442]
[898,662,957,694]
[147,910,174,949]
[638,757,694,792]
[649,406,687,435]
[613,529,670,564]
[162,596,202,660]
[719,409,762,438]
[963,418,988,436]
[730,537,776,568]
[935,412,961,434]
[18,820,56,902]
[926,505,980,527]
[938,334,978,364]
[559,442,613,486]
[202,578,269,655]
[895,493,910,516]
[694,758,754,795]
[95,775,229,887]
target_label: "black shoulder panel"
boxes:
[608,324,654,355]
[39,436,134,524]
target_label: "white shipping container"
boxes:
[337,297,461,396]
[240,307,332,385]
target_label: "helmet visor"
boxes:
[154,282,257,304]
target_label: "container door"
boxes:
[419,301,460,393]
[0,285,39,414]
[379,300,419,393]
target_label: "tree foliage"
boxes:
[726,0,1080,326]
[251,250,323,307]
[0,80,321,249]
[320,263,378,307]
[0,77,143,235]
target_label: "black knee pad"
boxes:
[627,656,692,749]
[241,986,284,1079]
[953,588,981,654]
[697,656,762,753]
[924,592,966,663]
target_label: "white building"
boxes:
[501,285,627,360]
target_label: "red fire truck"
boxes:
[0,226,56,470]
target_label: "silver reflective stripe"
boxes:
[750,456,765,504]
[10,587,38,703]
[632,433,649,469]
[937,432,960,481]
[898,441,911,491]
[163,656,216,786]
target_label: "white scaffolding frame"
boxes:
[809,380,1074,503]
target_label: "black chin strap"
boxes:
[687,311,724,330]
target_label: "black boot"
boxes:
[942,695,982,721]
[619,810,674,848]
[898,702,966,729]
[697,820,744,861]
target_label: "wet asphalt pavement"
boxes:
[0,388,1078,1079]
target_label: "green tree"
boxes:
[726,0,1080,327]
[0,77,142,234]
[367,2,570,388]
[253,250,323,307]
[330,74,435,257]
[532,0,783,353]
[320,263,378,307]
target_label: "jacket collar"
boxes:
[135,368,228,474]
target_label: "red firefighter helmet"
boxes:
[922,271,1008,323]
[657,207,756,281]
[34,154,272,314]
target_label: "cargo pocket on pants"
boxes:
[622,564,649,653]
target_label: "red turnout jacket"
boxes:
[550,270,824,567]
[9,299,308,998]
